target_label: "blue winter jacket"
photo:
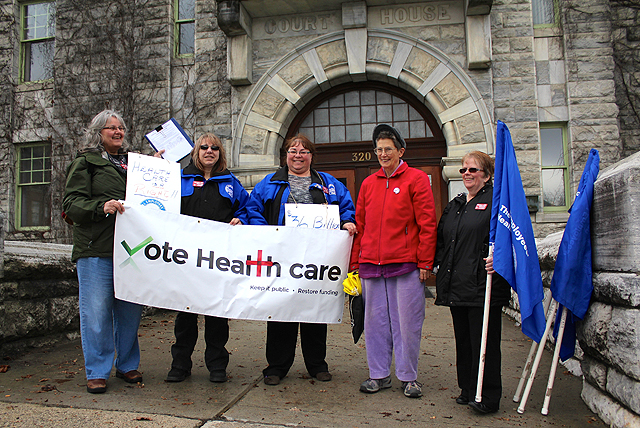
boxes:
[246,166,355,227]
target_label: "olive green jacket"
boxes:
[62,150,126,262]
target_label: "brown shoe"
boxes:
[315,372,332,382]
[86,379,107,394]
[116,370,143,383]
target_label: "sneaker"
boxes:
[402,380,423,398]
[165,367,190,382]
[359,376,392,393]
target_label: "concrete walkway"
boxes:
[0,299,604,428]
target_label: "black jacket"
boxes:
[434,184,511,307]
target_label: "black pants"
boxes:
[170,312,229,373]
[263,321,328,378]
[450,306,503,409]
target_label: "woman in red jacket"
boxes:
[350,124,437,398]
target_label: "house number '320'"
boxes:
[351,152,372,162]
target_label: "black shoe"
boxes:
[165,367,190,382]
[264,375,280,385]
[469,401,498,414]
[209,371,227,383]
[456,394,469,405]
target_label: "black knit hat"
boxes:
[372,124,406,149]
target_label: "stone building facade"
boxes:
[0,0,637,242]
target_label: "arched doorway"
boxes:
[283,82,448,219]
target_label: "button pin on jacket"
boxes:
[394,187,400,194]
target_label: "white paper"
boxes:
[284,203,341,230]
[126,153,181,213]
[145,119,193,163]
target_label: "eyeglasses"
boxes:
[374,147,396,155]
[287,150,311,155]
[459,167,484,174]
[200,145,220,151]
[103,126,125,132]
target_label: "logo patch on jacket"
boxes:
[327,184,336,195]
[475,203,488,210]
[225,184,234,198]
[193,180,204,188]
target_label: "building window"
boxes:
[17,143,52,228]
[298,89,432,144]
[20,1,56,83]
[532,0,556,26]
[175,0,195,56]
[540,125,569,210]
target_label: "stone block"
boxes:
[582,354,608,390]
[592,273,640,307]
[252,85,285,119]
[578,301,611,361]
[592,151,640,272]
[465,15,491,69]
[455,112,485,144]
[403,48,439,81]
[278,56,313,91]
[606,367,640,414]
[582,380,640,428]
[367,36,398,65]
[435,73,468,106]
[608,307,640,381]
[342,1,367,28]
[49,296,80,332]
[316,40,348,70]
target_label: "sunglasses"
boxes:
[459,167,483,174]
[200,145,220,151]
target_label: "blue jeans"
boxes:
[77,257,143,380]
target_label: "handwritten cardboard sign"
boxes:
[284,203,341,230]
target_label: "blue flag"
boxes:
[550,149,600,361]
[490,121,546,343]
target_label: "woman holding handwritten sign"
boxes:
[246,134,356,386]
[163,133,250,384]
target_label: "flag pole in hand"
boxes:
[474,245,493,404]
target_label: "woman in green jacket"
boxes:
[63,110,143,394]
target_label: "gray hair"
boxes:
[81,109,127,153]
[376,130,402,150]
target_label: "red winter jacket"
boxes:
[349,161,437,271]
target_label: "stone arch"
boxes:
[232,29,493,185]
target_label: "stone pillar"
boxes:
[0,212,4,278]
[579,151,640,428]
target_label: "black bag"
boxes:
[349,294,364,344]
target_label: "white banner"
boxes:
[114,206,353,323]
[126,153,181,213]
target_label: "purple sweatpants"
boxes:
[362,269,425,382]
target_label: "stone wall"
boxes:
[0,241,80,358]
[578,151,640,428]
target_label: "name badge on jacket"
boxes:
[193,180,204,188]
[475,203,488,210]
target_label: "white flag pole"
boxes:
[474,245,493,404]
[517,299,558,414]
[541,305,568,415]
[513,296,554,402]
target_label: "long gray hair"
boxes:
[80,109,127,153]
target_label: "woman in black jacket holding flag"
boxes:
[434,151,510,414]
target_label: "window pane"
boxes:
[394,122,409,138]
[377,92,391,104]
[33,158,43,170]
[377,104,392,122]
[345,125,361,141]
[410,120,426,138]
[329,94,344,107]
[542,169,566,207]
[330,125,345,142]
[20,171,31,184]
[301,113,313,127]
[532,0,555,25]
[315,127,329,143]
[362,123,376,140]
[540,127,564,166]
[345,107,360,124]
[299,127,313,137]
[361,90,375,105]
[21,184,51,227]
[33,146,44,157]
[344,91,359,106]
[25,40,54,81]
[361,106,376,123]
[330,108,345,125]
[178,0,195,20]
[393,103,408,121]
[179,22,195,55]
[25,2,55,40]
[315,108,329,126]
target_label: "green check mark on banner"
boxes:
[121,237,153,256]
